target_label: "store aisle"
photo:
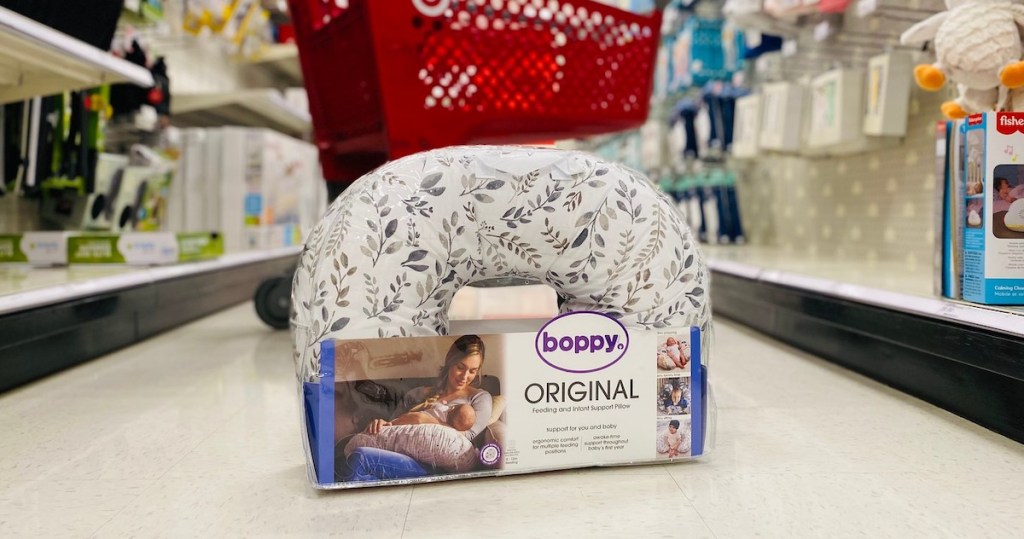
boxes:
[1,303,1022,538]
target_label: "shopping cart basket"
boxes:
[286,0,663,186]
[256,0,663,328]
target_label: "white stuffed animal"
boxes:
[900,0,1024,119]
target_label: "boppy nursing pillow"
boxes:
[344,424,479,473]
[291,146,711,382]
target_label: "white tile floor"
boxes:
[1,301,1023,538]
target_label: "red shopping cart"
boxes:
[256,0,663,328]
[286,0,663,187]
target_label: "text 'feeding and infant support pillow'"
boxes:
[292,146,711,381]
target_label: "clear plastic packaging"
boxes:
[291,146,715,488]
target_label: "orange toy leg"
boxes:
[999,60,1024,89]
[941,101,967,120]
[914,64,946,91]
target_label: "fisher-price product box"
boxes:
[961,113,1024,305]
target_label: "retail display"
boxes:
[171,127,326,252]
[959,113,1024,305]
[900,0,1024,119]
[704,83,747,154]
[291,146,713,488]
[666,166,745,245]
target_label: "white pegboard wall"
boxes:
[753,0,946,80]
[726,0,960,270]
[736,87,945,269]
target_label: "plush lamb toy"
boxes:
[900,0,1024,119]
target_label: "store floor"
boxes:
[1,302,1022,538]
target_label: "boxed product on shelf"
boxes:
[758,81,804,152]
[112,166,171,232]
[805,68,868,154]
[862,51,913,138]
[959,113,1024,305]
[216,127,324,252]
[935,121,953,298]
[731,94,762,158]
[175,128,208,233]
[936,119,967,301]
[82,153,131,231]
[203,128,224,232]
[169,127,325,250]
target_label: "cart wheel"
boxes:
[255,276,292,330]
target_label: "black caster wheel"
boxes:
[255,276,292,330]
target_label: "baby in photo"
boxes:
[657,419,691,458]
[660,337,689,370]
[390,402,477,431]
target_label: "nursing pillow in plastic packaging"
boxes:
[291,145,711,383]
[344,424,479,473]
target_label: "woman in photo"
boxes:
[344,335,494,482]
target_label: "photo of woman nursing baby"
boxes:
[333,334,507,483]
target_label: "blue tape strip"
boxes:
[317,340,336,485]
[690,326,704,456]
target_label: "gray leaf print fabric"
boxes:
[291,146,711,382]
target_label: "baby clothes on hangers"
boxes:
[702,82,724,153]
[674,99,701,160]
[743,33,784,60]
[721,85,750,151]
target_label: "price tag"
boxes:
[857,0,878,17]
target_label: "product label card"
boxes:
[176,232,225,262]
[68,236,127,264]
[305,313,704,488]
[21,232,69,266]
[119,233,178,264]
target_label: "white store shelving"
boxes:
[0,246,301,316]
[243,43,302,84]
[704,245,1024,339]
[0,6,154,104]
[171,89,311,135]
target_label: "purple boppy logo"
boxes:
[534,311,630,374]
